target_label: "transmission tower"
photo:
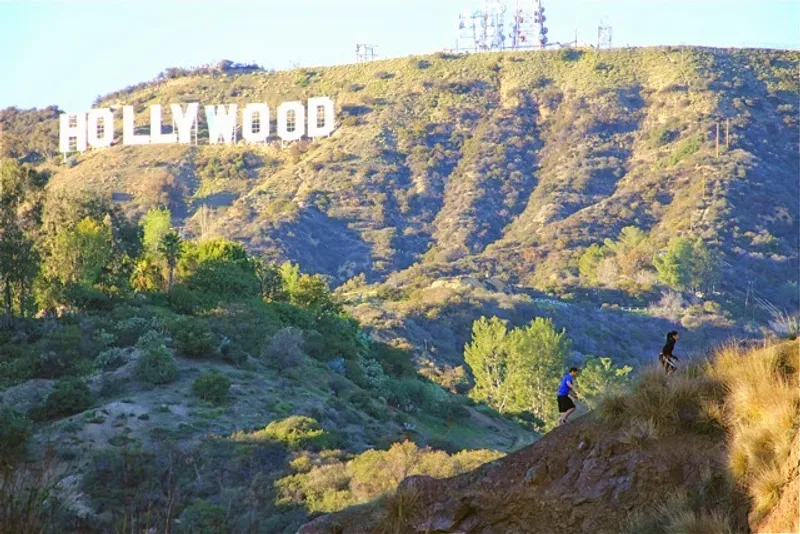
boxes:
[597,23,613,49]
[457,0,507,52]
[355,44,378,63]
[509,0,548,50]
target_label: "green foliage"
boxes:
[664,134,702,167]
[464,316,569,424]
[276,441,502,513]
[46,217,112,288]
[578,243,609,283]
[135,342,178,385]
[114,315,163,347]
[32,377,92,420]
[166,284,200,315]
[168,316,215,358]
[578,356,633,409]
[83,448,158,511]
[0,406,32,466]
[192,372,231,404]
[37,324,91,378]
[178,499,229,534]
[654,237,719,291]
[233,416,335,450]
[158,230,183,291]
[141,208,172,254]
[262,326,305,370]
[94,347,128,372]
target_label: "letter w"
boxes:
[205,105,238,144]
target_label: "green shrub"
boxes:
[370,343,416,378]
[63,284,113,311]
[262,327,305,370]
[32,377,92,420]
[115,316,163,347]
[233,416,336,450]
[178,499,229,534]
[169,317,215,358]
[135,330,166,351]
[83,448,158,509]
[94,348,128,372]
[0,407,33,466]
[36,324,87,378]
[167,285,200,315]
[193,373,231,404]
[136,345,178,385]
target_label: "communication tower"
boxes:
[457,0,507,52]
[597,22,613,49]
[355,44,378,63]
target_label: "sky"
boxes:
[0,0,798,111]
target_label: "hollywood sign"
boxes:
[59,97,335,154]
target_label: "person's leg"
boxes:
[562,407,576,423]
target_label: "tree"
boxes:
[253,258,287,302]
[130,256,165,293]
[158,231,183,291]
[0,159,42,321]
[142,207,171,254]
[654,237,719,291]
[578,356,633,409]
[47,217,111,287]
[0,218,38,320]
[464,317,512,411]
[505,318,569,422]
[578,244,609,284]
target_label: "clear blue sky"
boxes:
[1,0,798,111]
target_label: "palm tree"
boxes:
[158,231,183,291]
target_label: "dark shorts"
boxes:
[557,395,575,413]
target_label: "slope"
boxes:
[299,339,799,534]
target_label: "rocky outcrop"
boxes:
[299,417,739,534]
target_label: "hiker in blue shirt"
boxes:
[557,367,580,425]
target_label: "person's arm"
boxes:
[568,378,579,397]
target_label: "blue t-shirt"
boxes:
[557,374,573,397]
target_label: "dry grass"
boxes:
[708,341,799,519]
[377,485,420,534]
[604,340,798,528]
[626,491,734,534]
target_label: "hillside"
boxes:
[300,339,799,534]
[3,46,798,369]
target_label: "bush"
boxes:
[63,284,113,311]
[370,343,416,379]
[32,377,92,420]
[94,348,128,372]
[136,345,178,385]
[169,317,216,358]
[233,416,336,450]
[263,327,305,370]
[193,373,231,404]
[167,285,200,315]
[178,499,229,534]
[0,407,33,466]
[115,316,163,347]
[36,324,87,378]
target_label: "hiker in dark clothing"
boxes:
[660,331,680,376]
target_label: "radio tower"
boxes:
[355,44,378,63]
[510,0,548,49]
[533,0,548,48]
[457,0,507,52]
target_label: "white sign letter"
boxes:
[171,103,199,144]
[205,104,238,144]
[277,101,305,142]
[122,106,150,145]
[59,113,87,153]
[150,105,178,145]
[307,97,335,138]
[242,104,270,144]
[87,108,114,149]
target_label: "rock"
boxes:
[524,464,550,486]
[2,379,55,413]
